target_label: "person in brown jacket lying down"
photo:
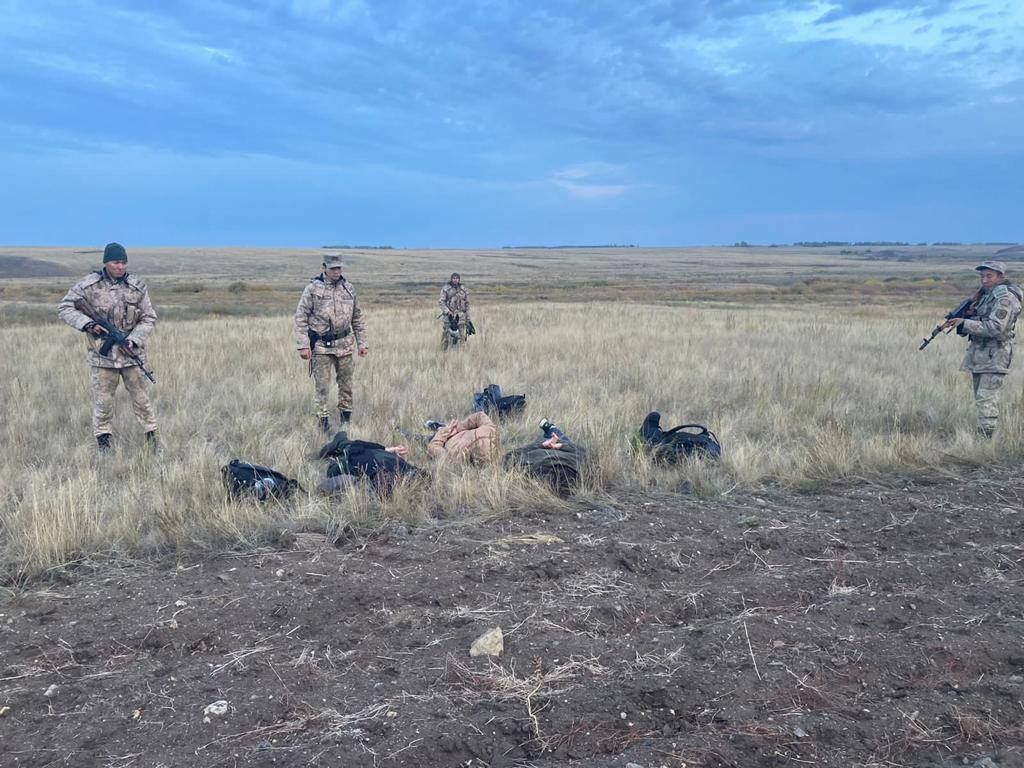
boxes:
[425,412,499,464]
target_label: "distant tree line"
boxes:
[321,245,393,250]
[502,244,637,249]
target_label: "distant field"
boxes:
[0,244,1018,325]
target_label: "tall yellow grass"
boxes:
[1,300,1020,579]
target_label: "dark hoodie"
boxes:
[318,432,422,492]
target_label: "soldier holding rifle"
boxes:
[938,261,1023,437]
[57,243,159,454]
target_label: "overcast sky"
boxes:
[1,0,1021,246]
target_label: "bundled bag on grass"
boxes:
[636,411,721,462]
[222,460,302,501]
[472,383,526,418]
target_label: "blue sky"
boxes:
[1,0,1021,246]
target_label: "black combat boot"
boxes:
[145,430,162,454]
[339,410,352,426]
[318,416,331,434]
[96,433,112,454]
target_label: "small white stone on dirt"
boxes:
[43,684,58,698]
[792,726,808,738]
[470,626,504,657]
[203,700,229,717]
[0,705,11,717]
[973,758,1000,768]
[626,762,645,768]
[275,568,285,578]
[175,599,187,607]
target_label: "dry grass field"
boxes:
[1,244,1020,577]
[2,245,1023,768]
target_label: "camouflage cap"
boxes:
[976,260,1007,274]
[323,254,344,269]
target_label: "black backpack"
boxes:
[637,412,721,462]
[221,460,302,501]
[473,383,526,418]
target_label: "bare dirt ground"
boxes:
[2,466,1023,768]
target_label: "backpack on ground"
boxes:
[637,412,721,462]
[473,383,526,418]
[222,460,302,501]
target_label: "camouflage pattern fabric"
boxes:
[58,270,157,369]
[971,373,1004,436]
[311,354,354,417]
[294,274,367,357]
[438,283,469,316]
[90,365,158,436]
[959,283,1022,375]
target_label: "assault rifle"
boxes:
[918,290,982,351]
[74,299,156,383]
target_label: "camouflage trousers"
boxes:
[90,365,158,436]
[311,354,354,417]
[971,373,1005,436]
[441,316,467,350]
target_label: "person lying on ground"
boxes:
[318,431,421,494]
[423,411,499,464]
[503,419,586,496]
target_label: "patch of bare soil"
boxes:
[0,256,72,278]
[2,467,1023,768]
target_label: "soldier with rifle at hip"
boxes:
[57,243,160,454]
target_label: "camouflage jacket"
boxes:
[439,283,469,317]
[57,269,157,369]
[294,274,367,356]
[960,282,1023,374]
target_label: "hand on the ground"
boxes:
[357,344,369,357]
[385,445,408,457]
[298,348,312,360]
[542,435,564,450]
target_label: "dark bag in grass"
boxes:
[222,460,302,501]
[473,383,526,418]
[637,412,721,462]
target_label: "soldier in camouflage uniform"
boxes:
[438,272,470,350]
[294,255,368,433]
[57,243,159,453]
[943,260,1023,437]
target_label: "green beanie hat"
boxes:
[103,242,128,263]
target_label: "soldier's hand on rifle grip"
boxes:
[85,322,106,337]
[942,317,965,330]
[298,348,312,361]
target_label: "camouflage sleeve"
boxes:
[962,294,1022,340]
[464,289,470,318]
[56,280,93,331]
[351,294,367,347]
[294,284,314,348]
[127,285,157,344]
[438,286,449,313]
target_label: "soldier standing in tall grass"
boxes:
[942,260,1023,438]
[57,242,159,454]
[294,255,369,433]
[438,272,470,350]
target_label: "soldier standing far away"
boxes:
[438,271,470,351]
[294,254,369,434]
[942,260,1023,438]
[57,242,160,454]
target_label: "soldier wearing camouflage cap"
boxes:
[57,243,159,454]
[438,272,470,350]
[942,260,1023,437]
[294,254,368,433]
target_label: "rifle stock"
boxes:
[74,299,156,383]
